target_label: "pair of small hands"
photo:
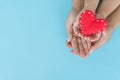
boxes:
[65,0,120,58]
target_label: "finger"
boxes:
[71,37,80,55]
[86,39,91,50]
[73,22,80,37]
[85,33,102,42]
[96,0,120,19]
[81,38,89,56]
[77,37,86,58]
[70,49,74,54]
[66,41,72,48]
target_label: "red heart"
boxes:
[79,10,107,36]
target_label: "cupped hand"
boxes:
[65,0,120,58]
[90,6,120,53]
[65,8,90,58]
[65,9,79,43]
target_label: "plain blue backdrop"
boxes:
[0,0,120,80]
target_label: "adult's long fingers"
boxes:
[77,37,86,58]
[86,39,91,50]
[81,38,89,56]
[71,37,80,55]
[70,39,91,55]
[96,0,120,19]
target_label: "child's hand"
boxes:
[65,8,79,43]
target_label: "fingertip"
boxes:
[66,44,72,48]
[66,41,72,48]
[80,54,87,59]
[79,52,87,58]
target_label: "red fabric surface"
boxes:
[79,10,107,36]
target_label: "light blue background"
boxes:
[0,0,120,80]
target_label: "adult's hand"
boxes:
[65,0,84,43]
[89,0,120,53]
[90,6,120,53]
[70,0,100,58]
[65,0,89,58]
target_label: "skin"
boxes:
[65,0,120,58]
[90,6,120,52]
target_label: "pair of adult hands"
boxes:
[65,0,120,58]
